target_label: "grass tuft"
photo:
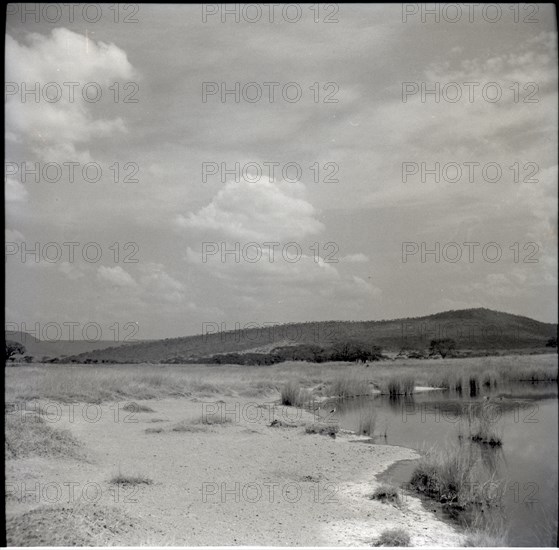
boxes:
[6,501,140,546]
[470,417,503,446]
[109,473,153,486]
[122,402,155,412]
[370,484,400,504]
[280,379,303,406]
[144,427,164,434]
[409,446,502,508]
[305,423,339,437]
[463,531,507,547]
[330,372,370,398]
[372,528,411,547]
[5,414,83,459]
[357,405,377,436]
[381,375,415,396]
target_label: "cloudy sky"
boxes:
[5,4,558,340]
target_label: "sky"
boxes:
[5,4,558,340]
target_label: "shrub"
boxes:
[429,338,456,358]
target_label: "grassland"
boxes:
[6,354,557,405]
[5,353,556,546]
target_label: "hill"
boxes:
[59,308,557,364]
[5,331,133,360]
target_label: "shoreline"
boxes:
[6,393,464,546]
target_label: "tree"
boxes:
[331,340,383,362]
[5,340,26,361]
[545,337,557,348]
[429,338,456,358]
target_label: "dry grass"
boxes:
[372,528,411,546]
[109,472,153,486]
[330,371,371,398]
[144,427,164,434]
[409,446,502,508]
[470,417,503,446]
[122,402,155,412]
[4,355,556,406]
[5,413,83,459]
[169,420,212,433]
[6,501,141,546]
[464,531,507,546]
[357,404,377,436]
[381,375,415,396]
[304,423,339,437]
[370,484,400,504]
[280,379,303,406]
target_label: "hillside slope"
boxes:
[5,331,132,359]
[62,308,557,363]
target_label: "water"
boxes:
[335,382,558,546]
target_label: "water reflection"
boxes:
[335,382,558,546]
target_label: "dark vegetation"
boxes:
[5,309,557,364]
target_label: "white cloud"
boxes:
[5,28,135,162]
[97,266,137,287]
[179,176,324,242]
[138,263,186,304]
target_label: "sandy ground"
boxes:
[6,395,464,546]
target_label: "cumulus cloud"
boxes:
[97,266,137,287]
[178,176,325,242]
[138,263,186,304]
[5,28,135,162]
[181,175,380,311]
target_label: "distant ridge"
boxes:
[4,330,132,360]
[52,308,557,364]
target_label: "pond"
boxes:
[335,381,558,546]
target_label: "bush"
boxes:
[429,338,457,358]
